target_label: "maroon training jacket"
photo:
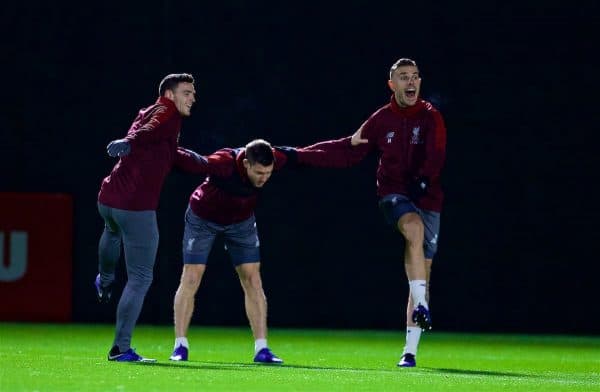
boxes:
[98,97,204,211]
[298,96,447,212]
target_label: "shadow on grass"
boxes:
[424,367,534,378]
[132,361,533,378]
[131,361,255,371]
[133,360,399,373]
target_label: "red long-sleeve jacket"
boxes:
[187,148,286,225]
[179,145,359,225]
[298,96,447,212]
[98,97,205,211]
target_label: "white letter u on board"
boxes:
[0,231,28,282]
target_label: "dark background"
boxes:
[2,1,598,334]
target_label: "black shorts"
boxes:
[378,194,441,259]
[182,207,260,266]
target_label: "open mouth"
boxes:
[405,88,417,99]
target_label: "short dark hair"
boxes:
[245,139,274,166]
[158,73,195,96]
[389,58,418,79]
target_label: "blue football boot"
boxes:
[412,304,432,330]
[94,274,114,304]
[253,348,283,364]
[108,346,156,362]
[169,345,189,361]
[397,353,416,367]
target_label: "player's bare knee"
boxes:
[398,217,424,245]
[180,265,204,289]
[242,273,263,291]
[237,268,262,292]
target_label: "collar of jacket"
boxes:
[389,94,425,117]
[155,96,179,114]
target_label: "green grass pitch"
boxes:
[1,323,598,391]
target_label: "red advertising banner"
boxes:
[0,192,73,321]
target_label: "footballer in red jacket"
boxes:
[298,58,447,368]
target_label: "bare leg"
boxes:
[235,262,267,340]
[173,264,206,338]
[397,212,426,282]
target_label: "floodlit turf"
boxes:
[0,323,599,391]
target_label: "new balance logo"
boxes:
[386,131,395,144]
[0,231,28,282]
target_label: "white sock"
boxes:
[403,326,422,355]
[409,280,428,308]
[175,337,189,349]
[254,338,267,354]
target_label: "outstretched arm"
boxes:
[173,148,235,177]
[295,137,364,168]
[295,121,375,169]
[173,147,209,174]
[274,115,378,169]
[274,138,361,169]
[105,104,177,157]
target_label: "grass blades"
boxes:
[0,323,599,391]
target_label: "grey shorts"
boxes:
[182,207,260,266]
[378,194,441,259]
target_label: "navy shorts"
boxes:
[182,207,260,266]
[378,194,441,259]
